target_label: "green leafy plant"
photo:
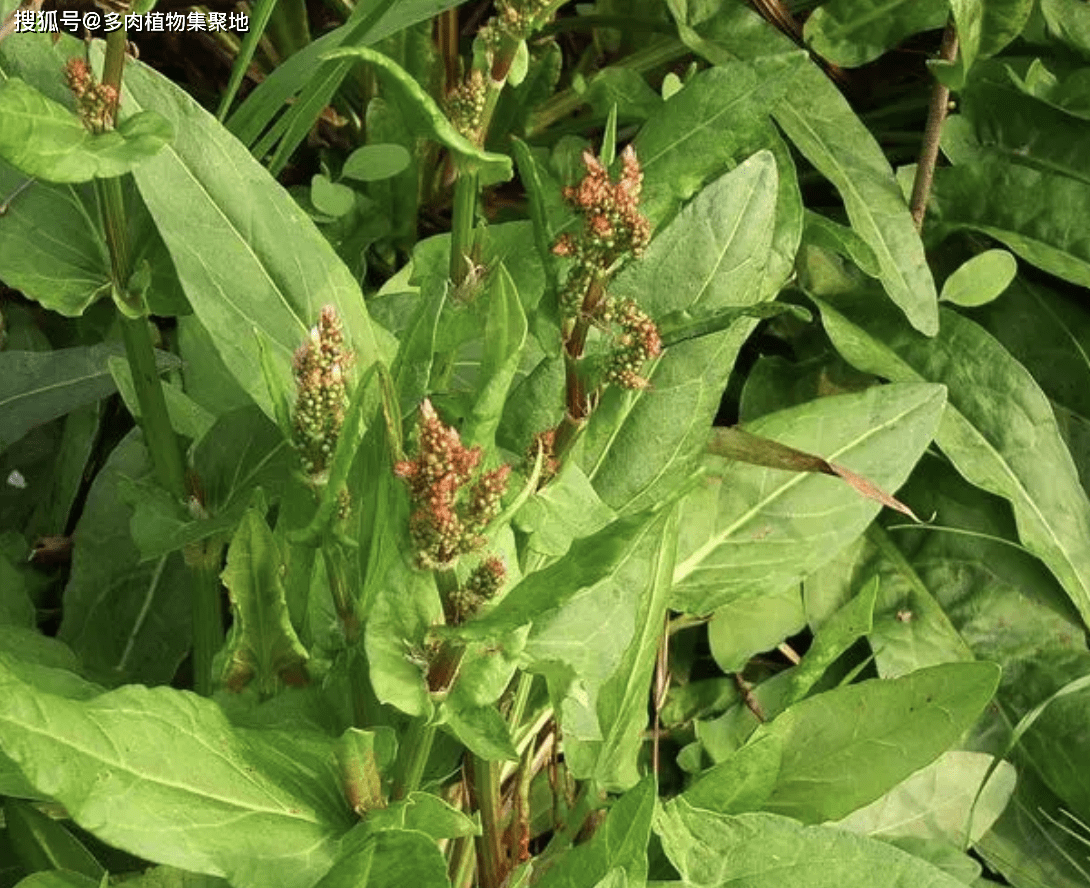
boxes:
[1,0,1090,886]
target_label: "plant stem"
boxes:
[506,672,535,734]
[449,169,479,285]
[100,27,221,695]
[526,37,686,136]
[395,716,437,799]
[187,542,225,697]
[450,834,476,888]
[470,755,505,888]
[909,21,958,231]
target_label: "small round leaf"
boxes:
[939,249,1018,307]
[342,144,411,182]
[310,174,356,218]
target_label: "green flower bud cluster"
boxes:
[292,305,351,479]
[65,58,119,134]
[552,146,651,318]
[604,299,662,390]
[447,556,507,624]
[395,400,512,569]
[444,68,487,141]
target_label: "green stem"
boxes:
[527,37,686,136]
[100,27,220,694]
[187,542,225,697]
[395,717,437,798]
[470,755,504,888]
[449,170,479,286]
[506,672,534,734]
[450,834,476,888]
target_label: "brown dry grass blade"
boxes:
[708,426,920,521]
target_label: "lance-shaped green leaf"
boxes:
[461,263,527,452]
[59,431,192,687]
[671,0,939,335]
[803,0,948,68]
[117,51,393,422]
[654,805,974,888]
[0,344,179,452]
[815,294,1090,631]
[657,302,811,348]
[672,383,944,616]
[353,792,478,841]
[108,355,215,441]
[0,79,172,183]
[586,151,778,514]
[1040,0,1090,59]
[4,797,105,880]
[321,47,511,186]
[536,775,656,888]
[754,662,1000,824]
[0,655,353,888]
[219,508,309,695]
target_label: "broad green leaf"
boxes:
[441,702,518,762]
[353,792,478,840]
[854,524,976,678]
[958,69,1090,186]
[1040,0,1090,60]
[672,383,945,615]
[0,344,178,451]
[803,0,948,68]
[363,550,442,717]
[974,0,1034,57]
[815,296,1090,630]
[193,406,293,515]
[536,776,655,888]
[106,866,228,887]
[108,355,216,441]
[4,797,104,879]
[58,431,192,687]
[972,275,1090,426]
[680,731,782,815]
[564,507,678,790]
[655,805,971,888]
[513,461,616,558]
[0,160,111,317]
[632,58,804,229]
[833,750,1017,845]
[1007,59,1090,121]
[1019,680,1090,823]
[219,509,309,695]
[0,79,172,183]
[311,829,449,888]
[708,586,806,674]
[753,661,1000,823]
[322,47,511,186]
[939,249,1017,307]
[119,52,393,421]
[12,873,102,888]
[177,315,253,417]
[671,0,939,335]
[977,766,1090,888]
[0,656,353,888]
[452,513,661,743]
[931,161,1090,287]
[585,67,664,122]
[585,152,778,513]
[462,263,528,452]
[310,174,355,218]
